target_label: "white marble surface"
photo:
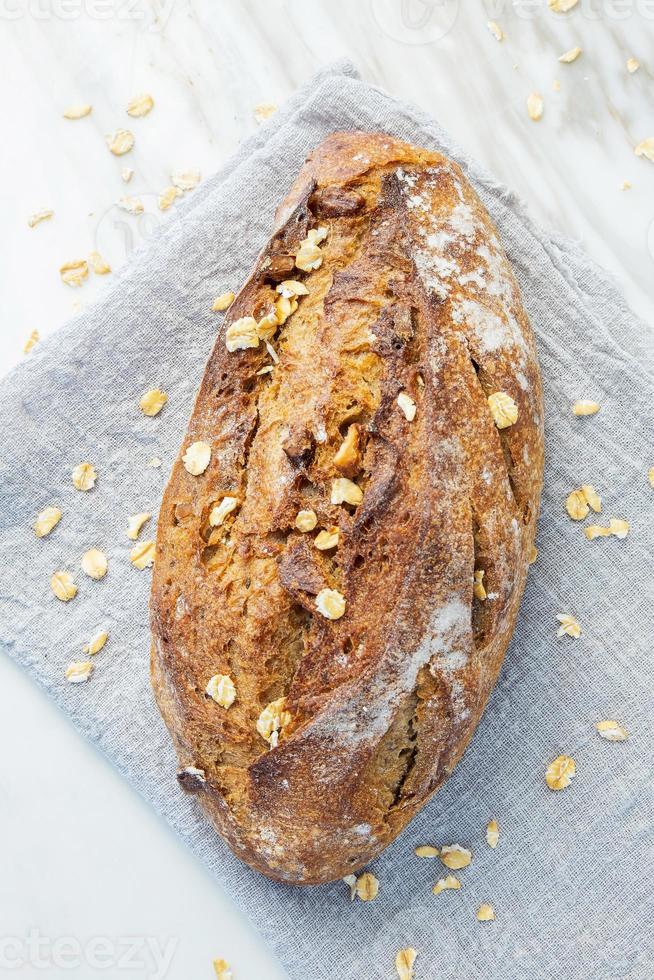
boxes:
[0,1,652,977]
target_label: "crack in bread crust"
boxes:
[150,132,544,885]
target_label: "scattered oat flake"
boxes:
[212,291,235,312]
[295,509,318,532]
[315,527,339,551]
[127,93,154,117]
[572,399,600,416]
[488,391,518,428]
[620,180,632,191]
[149,456,162,468]
[226,316,259,352]
[581,485,601,512]
[130,540,156,569]
[331,477,363,506]
[28,208,54,228]
[89,250,111,275]
[585,518,629,541]
[294,227,327,272]
[527,93,544,122]
[257,326,279,356]
[342,876,361,904]
[473,569,487,601]
[117,196,144,215]
[213,959,232,980]
[60,260,89,287]
[183,441,211,476]
[63,104,92,119]
[83,629,108,655]
[635,138,654,163]
[626,58,640,73]
[487,20,503,41]
[106,129,135,155]
[556,613,581,638]
[66,661,93,683]
[415,845,439,858]
[397,391,417,421]
[545,754,576,790]
[308,225,328,244]
[254,102,277,123]
[566,490,589,521]
[355,872,379,901]
[395,948,417,980]
[121,167,134,183]
[486,819,500,849]
[584,524,611,540]
[295,241,323,272]
[51,571,77,602]
[595,719,628,742]
[139,388,168,416]
[528,543,538,564]
[566,485,601,520]
[34,506,62,538]
[257,311,279,342]
[648,466,654,488]
[256,697,291,746]
[315,588,346,621]
[127,512,151,540]
[209,497,239,527]
[559,46,582,63]
[265,341,279,364]
[277,279,309,298]
[158,185,182,211]
[548,0,578,10]
[433,874,461,895]
[81,548,108,580]
[440,844,472,870]
[72,462,97,491]
[477,904,496,922]
[23,329,40,353]
[206,674,236,708]
[171,170,201,192]
[274,292,299,328]
[610,517,630,538]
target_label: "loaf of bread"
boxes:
[150,132,544,885]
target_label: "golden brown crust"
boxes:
[150,132,544,884]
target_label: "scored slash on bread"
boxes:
[150,131,544,885]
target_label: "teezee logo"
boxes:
[94,193,165,264]
[370,0,460,45]
[0,930,178,977]
[0,0,176,29]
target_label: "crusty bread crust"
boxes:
[150,132,544,885]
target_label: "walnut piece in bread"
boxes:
[150,132,544,885]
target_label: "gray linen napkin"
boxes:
[1,60,653,980]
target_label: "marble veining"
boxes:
[2,0,653,381]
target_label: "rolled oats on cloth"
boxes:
[1,60,653,980]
